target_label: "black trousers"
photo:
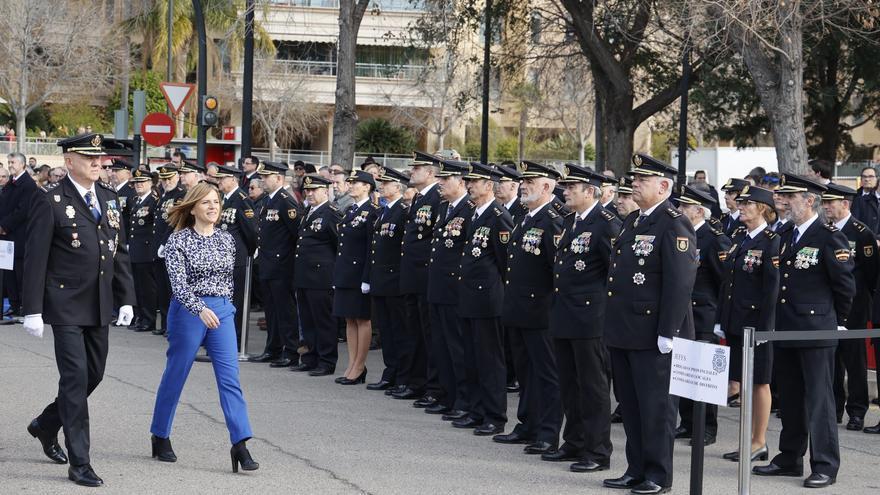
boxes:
[131,262,157,330]
[429,303,467,409]
[37,325,109,466]
[231,263,247,345]
[503,325,517,385]
[154,260,171,331]
[555,338,613,463]
[4,264,20,311]
[833,339,869,420]
[610,347,676,488]
[773,346,840,477]
[297,288,337,370]
[398,293,433,393]
[260,278,298,360]
[507,327,562,444]
[462,317,507,425]
[373,295,404,384]
[874,339,880,400]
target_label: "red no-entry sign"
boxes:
[141,112,176,147]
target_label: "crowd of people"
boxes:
[3,135,880,492]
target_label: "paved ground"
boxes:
[2,317,880,494]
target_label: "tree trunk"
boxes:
[331,0,369,169]
[269,127,277,161]
[594,73,636,177]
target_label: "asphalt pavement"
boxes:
[2,316,880,494]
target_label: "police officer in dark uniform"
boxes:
[545,164,620,472]
[425,159,474,415]
[672,185,732,446]
[365,167,410,391]
[821,183,877,432]
[128,168,159,332]
[394,152,443,401]
[602,154,697,494]
[493,160,564,456]
[456,162,514,434]
[720,178,748,236]
[292,175,342,376]
[215,164,258,346]
[108,159,136,236]
[753,174,855,488]
[494,163,525,393]
[23,133,136,487]
[152,164,186,336]
[249,161,302,367]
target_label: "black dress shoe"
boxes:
[308,367,334,377]
[413,395,438,408]
[68,464,103,487]
[452,417,481,429]
[803,473,835,488]
[723,444,768,462]
[289,363,316,372]
[441,410,468,421]
[524,441,556,455]
[366,380,393,391]
[493,431,535,444]
[424,403,451,415]
[602,474,643,489]
[753,462,803,477]
[506,381,520,393]
[27,419,67,464]
[689,435,716,446]
[864,421,880,434]
[727,393,741,407]
[151,435,177,462]
[610,411,623,424]
[386,385,406,396]
[474,423,503,436]
[248,353,279,363]
[132,325,152,332]
[391,387,421,400]
[152,328,167,336]
[195,354,212,363]
[340,369,367,385]
[541,446,580,462]
[673,426,691,439]
[270,358,292,368]
[230,439,259,473]
[630,480,670,494]
[846,416,864,431]
[570,459,610,473]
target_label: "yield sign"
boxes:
[159,82,195,115]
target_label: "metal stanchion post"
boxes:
[690,400,706,495]
[738,326,755,495]
[238,257,253,362]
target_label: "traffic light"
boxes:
[200,95,218,127]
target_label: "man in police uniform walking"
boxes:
[603,154,697,494]
[22,133,136,487]
[754,174,855,488]
[127,168,159,332]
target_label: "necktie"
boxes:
[472,211,479,222]
[635,213,647,227]
[445,206,453,221]
[85,191,100,222]
[380,205,389,221]
[740,234,753,252]
[774,220,782,231]
[792,228,800,248]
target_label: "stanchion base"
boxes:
[238,354,253,362]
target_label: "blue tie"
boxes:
[85,191,101,222]
[792,228,800,246]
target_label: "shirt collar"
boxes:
[354,196,369,209]
[577,201,598,221]
[68,176,97,202]
[748,222,768,238]
[834,213,851,231]
[730,210,740,220]
[528,199,553,217]
[385,197,400,209]
[13,170,27,181]
[449,193,467,210]
[693,220,705,232]
[267,187,282,200]
[224,189,235,201]
[419,182,438,196]
[475,199,494,218]
[796,213,820,236]
[311,200,328,211]
[116,180,128,190]
[504,197,518,211]
[639,197,666,217]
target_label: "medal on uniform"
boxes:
[632,235,655,256]
[633,272,646,285]
[570,232,592,254]
[472,247,481,257]
[65,205,76,219]
[108,238,116,254]
[415,205,432,225]
[351,211,369,227]
[848,241,856,257]
[574,260,586,271]
[522,228,544,255]
[743,249,762,273]
[311,217,323,231]
[444,239,454,248]
[107,209,120,229]
[71,232,80,248]
[794,247,819,269]
[444,217,464,238]
[119,197,127,208]
[221,224,228,230]
[138,219,145,225]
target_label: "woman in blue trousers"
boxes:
[149,182,259,473]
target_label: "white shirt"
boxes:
[693,220,705,232]
[353,197,369,209]
[474,198,494,219]
[68,177,100,214]
[224,190,235,202]
[575,201,599,223]
[13,169,27,182]
[137,192,151,203]
[504,198,518,211]
[527,199,553,218]
[449,193,467,210]
[384,197,401,209]
[419,182,438,196]
[833,214,851,231]
[115,180,128,192]
[639,197,667,217]
[730,210,740,220]
[795,213,820,240]
[747,222,769,239]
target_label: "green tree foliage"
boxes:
[48,103,110,136]
[355,118,417,154]
[106,70,167,127]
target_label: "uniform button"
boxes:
[586,301,590,305]
[781,286,786,291]
[276,254,280,257]
[505,281,509,285]
[613,263,617,268]
[608,277,613,282]
[478,285,483,290]
[617,249,621,254]
[60,284,64,288]
[530,293,534,298]
[781,298,786,304]
[507,268,510,271]
[751,305,756,309]
[608,291,612,297]
[296,254,299,257]
[459,277,463,281]
[340,242,343,246]
[810,310,815,315]
[559,261,563,265]
[432,248,435,252]
[372,260,375,264]
[509,255,513,259]
[100,271,104,275]
[100,240,104,244]
[646,310,651,315]
[101,255,105,260]
[554,288,558,292]
[692,301,696,306]
[786,260,791,265]
[728,295,731,299]
[783,273,789,278]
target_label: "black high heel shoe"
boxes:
[340,368,367,385]
[230,439,259,473]
[151,435,177,462]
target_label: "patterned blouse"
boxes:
[164,227,235,315]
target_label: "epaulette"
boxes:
[563,210,575,217]
[151,192,159,200]
[328,204,339,211]
[600,210,616,221]
[823,223,839,232]
[238,191,247,199]
[709,226,724,236]
[734,225,748,234]
[763,228,777,239]
[853,219,866,232]
[467,200,476,208]
[547,209,559,219]
[97,181,115,191]
[279,190,289,199]
[41,182,60,192]
[666,207,681,218]
[493,207,502,216]
[708,217,722,227]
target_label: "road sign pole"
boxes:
[193,0,207,168]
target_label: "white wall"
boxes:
[670,147,779,189]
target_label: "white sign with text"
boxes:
[669,337,730,406]
[0,240,13,270]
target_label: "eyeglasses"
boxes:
[861,174,876,179]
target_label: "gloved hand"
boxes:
[23,314,45,338]
[157,244,166,258]
[837,325,847,331]
[713,323,725,339]
[253,248,259,259]
[657,336,674,354]
[116,305,134,326]
[360,283,370,294]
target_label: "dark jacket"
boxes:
[458,200,513,319]
[399,183,442,295]
[851,192,880,240]
[0,171,38,258]
[427,195,474,305]
[22,177,136,325]
[128,191,159,264]
[256,189,301,280]
[840,216,878,327]
[550,205,621,339]
[116,181,136,235]
[691,222,732,339]
[294,201,341,289]
[221,188,258,267]
[153,184,186,256]
[365,198,408,297]
[718,225,780,337]
[333,199,380,288]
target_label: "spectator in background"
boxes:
[330,164,354,211]
[852,166,880,238]
[205,162,220,185]
[35,164,51,187]
[28,157,37,170]
[748,166,766,186]
[48,167,66,185]
[248,177,266,204]
[691,169,723,219]
[0,166,8,188]
[170,151,186,166]
[318,166,332,180]
[240,156,260,190]
[809,159,834,185]
[0,152,37,316]
[5,129,16,142]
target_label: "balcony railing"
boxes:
[268,0,424,12]
[254,59,426,80]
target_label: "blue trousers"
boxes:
[150,297,253,444]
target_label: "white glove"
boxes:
[253,248,259,259]
[657,336,674,354]
[157,244,166,258]
[837,325,847,331]
[23,314,45,339]
[116,305,134,326]
[713,323,725,339]
[360,282,370,294]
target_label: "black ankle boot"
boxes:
[151,435,177,462]
[230,439,259,473]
